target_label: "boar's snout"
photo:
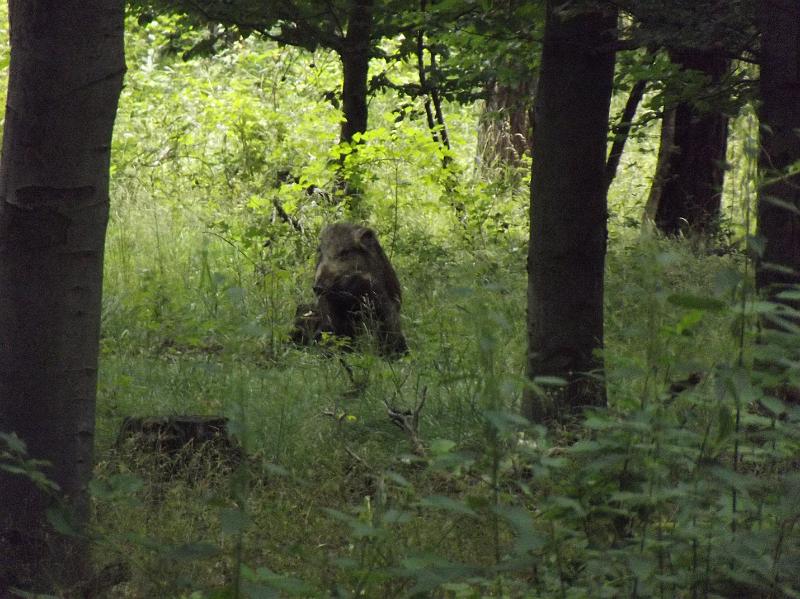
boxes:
[313,262,333,296]
[314,270,373,301]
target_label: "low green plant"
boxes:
[75,12,800,598]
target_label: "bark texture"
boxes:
[756,0,800,298]
[643,107,676,224]
[416,0,451,160]
[605,77,647,191]
[477,80,534,168]
[647,49,730,235]
[339,0,374,144]
[0,1,125,593]
[523,1,617,422]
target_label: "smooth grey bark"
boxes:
[0,1,125,593]
[756,0,800,299]
[523,0,617,422]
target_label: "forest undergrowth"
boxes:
[45,14,800,599]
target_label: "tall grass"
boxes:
[77,14,800,598]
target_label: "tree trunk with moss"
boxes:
[0,1,125,593]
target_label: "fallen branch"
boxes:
[383,386,427,456]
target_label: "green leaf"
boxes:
[0,432,27,454]
[655,251,680,266]
[674,309,704,335]
[46,506,79,537]
[322,508,379,539]
[550,496,586,517]
[483,410,529,432]
[628,554,656,580]
[460,494,488,513]
[419,495,478,517]
[207,587,237,599]
[383,509,412,525]
[758,395,787,418]
[245,568,315,596]
[263,463,291,477]
[762,194,800,215]
[430,438,456,455]
[226,286,245,302]
[720,366,759,406]
[383,470,410,487]
[220,507,251,535]
[583,415,616,430]
[667,294,726,311]
[715,403,735,443]
[0,464,27,476]
[494,505,546,553]
[165,541,220,560]
[775,289,800,300]
[714,267,743,295]
[399,552,477,595]
[332,557,358,569]
[89,473,144,500]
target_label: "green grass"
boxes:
[78,14,800,599]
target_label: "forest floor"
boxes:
[24,13,790,599]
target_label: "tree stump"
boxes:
[116,415,241,477]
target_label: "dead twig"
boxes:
[383,386,427,456]
[272,197,304,233]
[344,445,372,471]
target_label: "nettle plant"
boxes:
[267,253,800,598]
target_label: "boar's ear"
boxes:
[356,226,378,248]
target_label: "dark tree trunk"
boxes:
[605,77,647,191]
[339,0,374,145]
[607,49,656,191]
[648,49,730,236]
[428,50,450,152]
[416,29,439,144]
[643,107,676,224]
[756,0,800,300]
[415,0,451,162]
[334,0,374,209]
[523,0,617,422]
[0,1,125,594]
[477,80,534,168]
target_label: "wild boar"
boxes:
[291,223,407,356]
